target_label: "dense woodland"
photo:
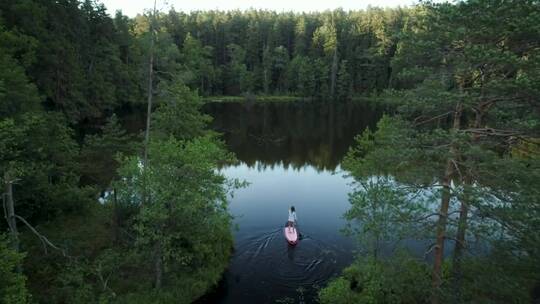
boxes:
[1,0,409,125]
[0,0,539,303]
[320,1,540,303]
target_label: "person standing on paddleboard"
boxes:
[287,206,297,232]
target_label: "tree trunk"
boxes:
[451,89,490,299]
[112,189,120,244]
[154,243,163,289]
[431,165,452,304]
[4,173,21,274]
[143,0,157,168]
[4,173,19,254]
[142,0,157,206]
[451,181,469,302]
[263,69,269,95]
[262,44,270,95]
[329,11,338,99]
[431,101,462,304]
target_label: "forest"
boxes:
[1,0,539,303]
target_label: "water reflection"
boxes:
[204,101,382,171]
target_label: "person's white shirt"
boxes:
[288,210,297,222]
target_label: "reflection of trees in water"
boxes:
[205,101,382,171]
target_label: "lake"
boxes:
[198,101,382,303]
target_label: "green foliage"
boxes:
[455,253,532,303]
[319,253,431,304]
[319,278,360,304]
[0,23,39,118]
[153,81,211,140]
[18,202,116,303]
[155,8,408,98]
[312,17,337,56]
[0,45,39,117]
[343,115,448,184]
[50,249,122,304]
[271,45,290,92]
[80,114,138,187]
[327,1,540,303]
[290,56,316,97]
[0,0,177,121]
[1,0,538,302]
[336,60,352,100]
[181,33,214,95]
[112,136,239,302]
[0,234,30,304]
[343,177,433,257]
[1,2,414,122]
[225,44,249,95]
[0,112,95,219]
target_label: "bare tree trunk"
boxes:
[143,2,162,289]
[4,173,21,273]
[3,173,69,261]
[431,165,452,304]
[154,243,163,289]
[143,0,157,168]
[329,11,338,98]
[4,173,19,254]
[431,101,462,304]
[263,44,270,95]
[142,0,157,207]
[451,180,469,302]
[112,189,120,244]
[451,84,490,299]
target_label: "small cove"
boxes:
[198,101,382,303]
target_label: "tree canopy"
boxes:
[0,0,538,303]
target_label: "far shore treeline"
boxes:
[2,1,412,126]
[1,0,539,303]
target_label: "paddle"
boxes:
[295,220,303,239]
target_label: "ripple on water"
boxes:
[232,227,343,291]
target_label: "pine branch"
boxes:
[444,236,467,248]
[424,242,437,259]
[461,128,522,137]
[414,111,453,126]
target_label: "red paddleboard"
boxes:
[284,226,298,245]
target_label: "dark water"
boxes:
[198,101,382,304]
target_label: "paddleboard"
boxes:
[284,224,298,245]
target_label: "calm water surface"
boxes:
[198,101,382,304]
